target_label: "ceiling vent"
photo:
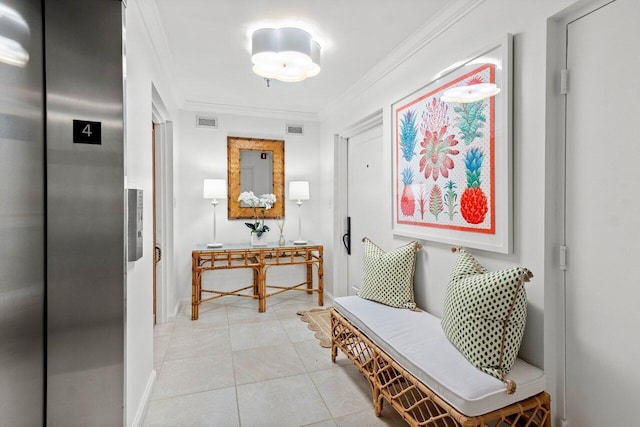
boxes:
[286,123,304,135]
[196,116,218,129]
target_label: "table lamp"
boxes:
[289,181,310,245]
[203,178,226,248]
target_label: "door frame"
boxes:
[334,109,383,298]
[151,86,174,324]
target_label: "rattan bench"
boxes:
[331,297,551,427]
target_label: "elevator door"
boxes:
[45,0,125,424]
[0,0,45,425]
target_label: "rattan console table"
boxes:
[191,242,323,319]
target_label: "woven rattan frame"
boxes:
[331,308,551,427]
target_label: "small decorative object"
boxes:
[238,191,276,246]
[275,217,286,246]
[250,232,267,247]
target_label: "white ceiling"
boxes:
[153,0,469,118]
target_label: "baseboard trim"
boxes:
[168,299,181,321]
[131,369,157,427]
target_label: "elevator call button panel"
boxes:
[127,189,143,262]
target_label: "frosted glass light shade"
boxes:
[289,181,310,201]
[251,27,321,83]
[203,179,226,199]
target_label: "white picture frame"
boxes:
[391,34,513,253]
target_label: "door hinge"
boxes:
[560,69,568,95]
[560,245,567,270]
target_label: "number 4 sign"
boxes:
[73,120,102,145]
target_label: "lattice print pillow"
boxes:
[441,248,532,381]
[357,238,419,309]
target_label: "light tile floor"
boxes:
[144,292,406,427]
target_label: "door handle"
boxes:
[342,217,351,255]
[154,245,162,263]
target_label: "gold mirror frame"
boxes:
[227,136,285,219]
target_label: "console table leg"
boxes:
[306,261,313,294]
[258,267,266,313]
[192,271,201,320]
[252,268,259,295]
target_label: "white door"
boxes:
[565,1,640,425]
[153,123,163,325]
[347,125,384,294]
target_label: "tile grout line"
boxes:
[227,304,244,427]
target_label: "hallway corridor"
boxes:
[144,293,405,426]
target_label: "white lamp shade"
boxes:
[289,181,310,201]
[203,179,226,199]
[251,27,321,82]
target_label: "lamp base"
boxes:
[293,240,307,245]
[206,242,223,248]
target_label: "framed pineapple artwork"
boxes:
[392,34,513,254]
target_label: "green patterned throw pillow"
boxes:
[441,248,532,381]
[357,238,419,309]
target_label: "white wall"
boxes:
[318,1,591,424]
[175,111,322,302]
[125,1,180,425]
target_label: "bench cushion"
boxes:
[334,295,545,416]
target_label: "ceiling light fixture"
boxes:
[251,27,321,83]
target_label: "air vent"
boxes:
[196,116,218,129]
[286,123,304,135]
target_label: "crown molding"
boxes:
[132,0,184,108]
[319,0,486,120]
[182,100,319,122]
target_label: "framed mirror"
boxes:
[227,136,285,219]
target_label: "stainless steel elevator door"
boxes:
[45,0,125,425]
[0,0,45,425]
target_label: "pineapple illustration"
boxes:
[460,148,488,224]
[400,167,415,217]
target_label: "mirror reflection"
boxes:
[227,136,284,219]
[239,149,273,206]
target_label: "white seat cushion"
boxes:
[333,296,546,416]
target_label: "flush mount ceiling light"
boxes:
[251,27,321,83]
[441,83,500,103]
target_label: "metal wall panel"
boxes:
[0,0,45,425]
[45,1,124,425]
